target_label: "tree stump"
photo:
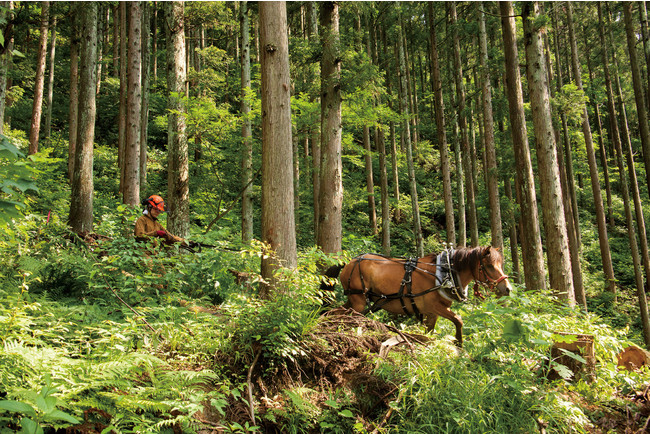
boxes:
[548,333,595,382]
[617,345,650,371]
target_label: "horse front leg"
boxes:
[344,293,367,313]
[438,307,464,347]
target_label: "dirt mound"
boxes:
[202,307,430,433]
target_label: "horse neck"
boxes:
[452,247,481,286]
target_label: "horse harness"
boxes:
[344,250,466,321]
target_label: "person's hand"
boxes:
[156,230,167,237]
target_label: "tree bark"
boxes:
[118,2,127,194]
[523,1,574,305]
[123,1,142,206]
[623,2,650,198]
[44,14,56,140]
[500,1,546,291]
[140,1,150,189]
[363,124,378,235]
[599,1,650,347]
[68,2,97,235]
[479,3,503,250]
[428,3,455,246]
[68,9,79,182]
[398,14,423,256]
[0,1,11,135]
[450,2,478,247]
[566,1,616,297]
[28,1,49,155]
[259,1,297,296]
[165,1,189,239]
[317,1,343,255]
[240,0,253,243]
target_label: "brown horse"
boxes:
[323,246,512,346]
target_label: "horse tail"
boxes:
[320,264,345,291]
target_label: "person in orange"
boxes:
[134,195,185,245]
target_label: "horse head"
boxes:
[477,246,512,297]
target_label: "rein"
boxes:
[473,257,510,299]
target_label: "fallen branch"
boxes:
[102,275,163,341]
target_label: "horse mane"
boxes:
[451,246,502,273]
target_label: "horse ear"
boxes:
[484,246,492,256]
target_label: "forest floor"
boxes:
[192,307,650,434]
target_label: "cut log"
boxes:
[617,345,650,371]
[548,332,595,382]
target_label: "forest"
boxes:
[3,0,650,432]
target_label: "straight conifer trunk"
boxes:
[123,2,142,206]
[317,1,343,255]
[44,15,56,139]
[479,3,503,250]
[240,0,253,243]
[68,3,97,234]
[523,1,574,304]
[599,2,650,346]
[398,15,423,257]
[428,3,455,246]
[259,1,297,296]
[500,1,546,291]
[28,1,49,155]
[566,1,616,296]
[450,2,478,247]
[165,1,189,239]
[68,12,79,182]
[623,2,650,197]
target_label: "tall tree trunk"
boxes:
[551,6,581,251]
[140,1,150,190]
[112,4,118,77]
[240,0,253,243]
[165,1,189,239]
[370,21,390,255]
[68,2,97,235]
[609,3,650,299]
[0,1,12,135]
[44,14,56,140]
[450,2,478,247]
[599,2,650,346]
[523,1,575,305]
[363,124,378,235]
[567,1,616,297]
[550,5,584,302]
[500,1,546,291]
[118,2,127,195]
[479,3,503,250]
[624,2,650,198]
[504,177,521,283]
[318,1,343,255]
[152,2,157,82]
[398,15,423,256]
[123,2,142,206]
[259,1,297,296]
[28,1,49,155]
[68,10,79,182]
[428,3,455,245]
[381,27,400,224]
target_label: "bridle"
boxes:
[473,256,510,299]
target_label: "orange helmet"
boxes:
[143,195,166,212]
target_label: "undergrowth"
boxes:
[1,214,650,433]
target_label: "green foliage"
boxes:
[0,134,38,224]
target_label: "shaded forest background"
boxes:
[3,1,650,432]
